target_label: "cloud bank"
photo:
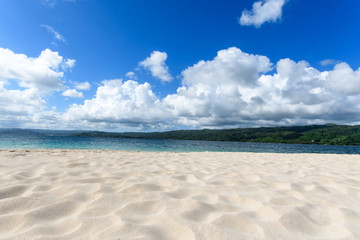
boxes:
[63,47,360,130]
[1,46,360,130]
[240,0,287,27]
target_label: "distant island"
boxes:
[73,124,360,146]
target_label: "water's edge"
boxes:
[1,133,360,154]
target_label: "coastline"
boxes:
[3,129,360,154]
[3,147,360,153]
[0,149,359,239]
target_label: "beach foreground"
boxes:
[0,150,359,240]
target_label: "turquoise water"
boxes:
[1,130,360,154]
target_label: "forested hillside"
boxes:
[74,124,360,146]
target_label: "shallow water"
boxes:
[1,130,360,154]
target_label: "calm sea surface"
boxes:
[1,130,360,154]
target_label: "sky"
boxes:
[0,0,360,131]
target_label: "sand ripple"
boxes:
[0,150,359,239]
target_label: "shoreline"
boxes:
[1,148,360,155]
[0,149,359,239]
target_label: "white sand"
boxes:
[0,150,359,240]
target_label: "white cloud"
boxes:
[162,47,272,126]
[240,0,287,28]
[139,51,173,82]
[181,47,272,87]
[162,48,360,128]
[0,47,75,128]
[273,58,329,105]
[41,24,66,43]
[320,59,339,66]
[126,71,137,80]
[62,89,84,98]
[62,59,76,70]
[0,88,46,116]
[64,79,169,129]
[0,85,50,128]
[75,81,91,90]
[326,63,360,96]
[0,47,75,93]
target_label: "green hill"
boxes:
[74,124,360,146]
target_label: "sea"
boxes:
[1,129,360,154]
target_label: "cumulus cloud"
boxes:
[62,59,76,70]
[126,71,137,80]
[174,48,357,127]
[163,47,273,126]
[0,47,75,128]
[64,79,169,129]
[0,88,46,116]
[0,47,75,93]
[181,47,272,87]
[139,51,173,82]
[41,24,66,43]
[240,0,287,27]
[0,86,50,128]
[62,89,84,98]
[75,81,91,90]
[326,63,360,96]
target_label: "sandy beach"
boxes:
[0,149,359,240]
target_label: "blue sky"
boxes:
[0,0,360,131]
